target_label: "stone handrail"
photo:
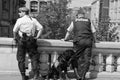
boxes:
[0,37,120,79]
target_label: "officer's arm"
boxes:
[93,32,97,43]
[34,19,43,39]
[91,21,97,42]
[64,22,74,41]
[64,31,71,41]
[35,29,43,39]
[13,19,20,41]
[13,32,17,40]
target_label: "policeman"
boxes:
[62,10,96,80]
[13,7,43,80]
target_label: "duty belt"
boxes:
[19,30,33,38]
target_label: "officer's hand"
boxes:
[61,38,65,41]
[13,38,18,44]
[61,38,68,41]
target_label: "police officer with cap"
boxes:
[62,9,96,80]
[13,7,43,80]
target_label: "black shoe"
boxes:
[22,76,28,80]
[77,78,82,80]
[77,78,86,80]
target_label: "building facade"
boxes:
[25,0,58,17]
[91,0,100,28]
[0,0,25,37]
[109,0,120,23]
[91,0,109,28]
[91,0,120,27]
[109,0,120,30]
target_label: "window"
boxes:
[30,1,38,13]
[39,1,47,11]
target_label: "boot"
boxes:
[77,78,82,80]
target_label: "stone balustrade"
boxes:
[0,37,120,79]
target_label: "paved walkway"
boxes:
[0,74,21,80]
[0,73,120,80]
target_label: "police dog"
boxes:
[48,49,76,80]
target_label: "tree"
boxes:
[36,0,71,39]
[96,17,118,42]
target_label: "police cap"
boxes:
[19,7,29,12]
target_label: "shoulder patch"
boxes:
[75,18,89,22]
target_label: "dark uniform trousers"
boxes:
[73,36,93,80]
[16,34,39,76]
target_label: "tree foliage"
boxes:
[96,18,118,42]
[36,0,71,39]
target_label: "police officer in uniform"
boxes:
[62,10,96,80]
[13,7,43,80]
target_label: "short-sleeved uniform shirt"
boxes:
[13,15,43,37]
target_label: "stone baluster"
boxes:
[51,51,59,66]
[94,53,103,72]
[39,51,49,76]
[106,54,114,72]
[89,53,104,79]
[117,56,120,72]
[89,55,95,71]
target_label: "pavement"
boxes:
[0,74,21,80]
[0,73,120,80]
[0,74,120,80]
